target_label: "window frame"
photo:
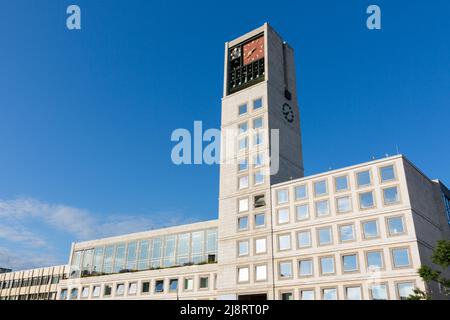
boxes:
[295,203,310,221]
[334,175,349,192]
[319,255,336,275]
[382,185,401,205]
[298,258,314,277]
[296,229,312,249]
[355,169,373,188]
[254,237,267,255]
[336,195,352,214]
[278,260,293,280]
[341,253,359,273]
[317,226,333,246]
[361,219,380,240]
[369,282,389,300]
[315,199,330,218]
[358,190,376,210]
[278,233,292,251]
[390,247,412,269]
[277,207,290,225]
[237,240,250,257]
[365,250,385,271]
[378,164,397,183]
[386,215,407,236]
[313,179,328,197]
[345,286,363,300]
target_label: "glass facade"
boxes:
[70,228,218,277]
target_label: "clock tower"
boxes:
[217,23,304,300]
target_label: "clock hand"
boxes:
[246,47,256,58]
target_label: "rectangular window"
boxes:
[238,103,247,115]
[254,213,265,227]
[339,224,355,242]
[238,240,249,256]
[104,285,112,297]
[141,281,150,293]
[238,158,248,172]
[238,122,248,134]
[281,292,293,300]
[253,117,263,129]
[298,259,313,276]
[318,227,332,246]
[238,216,248,231]
[366,251,383,270]
[59,289,68,300]
[238,198,249,212]
[279,261,293,279]
[238,137,248,151]
[277,208,290,224]
[238,175,249,189]
[335,175,349,191]
[392,248,411,268]
[296,204,309,220]
[116,283,125,296]
[342,254,358,272]
[397,282,415,300]
[336,196,352,213]
[254,194,266,208]
[295,185,307,200]
[81,287,89,298]
[253,153,264,167]
[92,286,100,297]
[184,278,194,291]
[359,191,375,209]
[370,284,388,300]
[380,165,395,182]
[199,277,209,289]
[346,286,362,300]
[255,238,267,254]
[254,132,263,146]
[387,216,405,235]
[315,200,329,217]
[169,279,178,292]
[113,244,126,273]
[383,186,399,204]
[128,282,137,295]
[138,240,150,270]
[253,98,263,110]
[238,267,249,283]
[314,180,327,196]
[126,241,137,270]
[362,220,379,239]
[155,280,164,293]
[322,288,337,300]
[278,234,291,251]
[297,230,311,248]
[70,288,78,300]
[277,189,289,204]
[255,265,267,281]
[357,170,372,187]
[254,171,264,185]
[320,256,335,275]
[301,290,315,300]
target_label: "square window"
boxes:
[238,158,248,172]
[169,279,178,292]
[254,171,264,185]
[238,103,247,115]
[254,194,266,208]
[296,204,309,220]
[314,180,327,196]
[238,216,248,230]
[141,282,150,293]
[387,216,405,235]
[357,170,371,187]
[359,191,375,209]
[253,98,263,110]
[70,288,78,300]
[279,261,293,279]
[128,282,137,295]
[366,251,383,270]
[238,198,249,213]
[392,248,410,268]
[301,290,315,300]
[380,165,395,182]
[277,189,289,204]
[298,259,313,276]
[255,238,267,254]
[104,285,112,297]
[59,289,68,300]
[253,117,263,129]
[277,208,290,224]
[199,277,209,289]
[346,286,362,300]
[253,153,264,167]
[362,220,379,239]
[336,196,351,213]
[238,176,248,189]
[318,227,332,245]
[339,224,355,242]
[81,287,89,298]
[238,122,248,134]
[320,256,335,274]
[281,292,293,300]
[278,234,291,251]
[295,185,307,200]
[184,278,194,291]
[155,280,164,293]
[383,187,399,204]
[297,230,311,248]
[254,132,263,146]
[92,285,101,297]
[116,283,125,296]
[238,267,249,283]
[335,175,349,191]
[255,265,267,281]
[322,288,337,300]
[315,200,330,217]
[254,213,265,227]
[342,254,358,272]
[397,282,415,300]
[238,240,249,256]
[238,137,248,150]
[370,284,388,300]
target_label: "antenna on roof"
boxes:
[396,145,400,155]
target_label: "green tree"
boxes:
[408,240,450,300]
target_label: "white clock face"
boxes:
[282,103,294,123]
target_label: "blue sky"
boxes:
[0,0,449,269]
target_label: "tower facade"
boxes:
[217,23,304,299]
